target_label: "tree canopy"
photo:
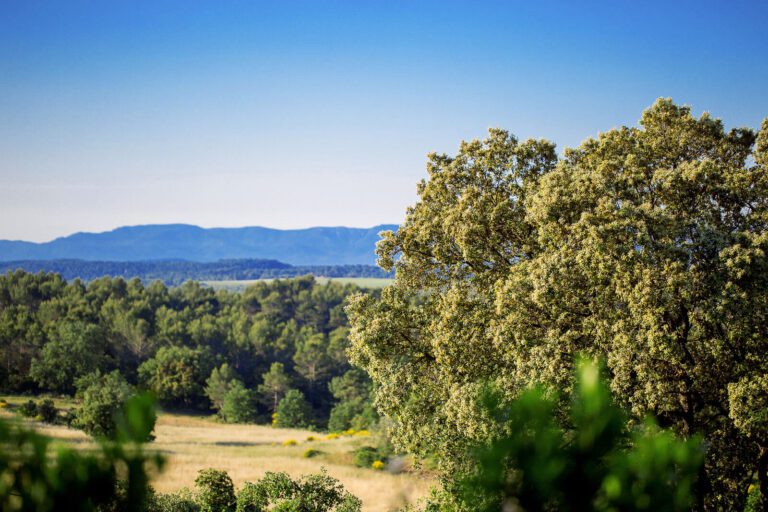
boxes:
[347,99,768,509]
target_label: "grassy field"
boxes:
[0,396,433,511]
[203,277,393,292]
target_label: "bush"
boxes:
[303,449,321,458]
[37,399,58,423]
[455,360,704,511]
[18,399,37,417]
[282,439,297,446]
[235,470,361,511]
[235,482,268,512]
[274,389,313,429]
[195,469,235,512]
[371,460,385,470]
[220,382,256,423]
[0,399,7,409]
[76,370,136,439]
[153,488,200,512]
[352,446,384,468]
[0,394,161,511]
[744,485,763,512]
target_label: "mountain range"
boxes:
[0,224,398,266]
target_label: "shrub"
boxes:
[236,470,360,511]
[76,370,135,439]
[353,446,384,468]
[153,488,200,512]
[235,482,267,512]
[274,389,313,429]
[456,360,704,511]
[306,436,317,442]
[327,401,363,433]
[325,433,340,440]
[371,460,385,471]
[282,439,297,446]
[303,449,320,458]
[18,399,37,417]
[220,382,256,423]
[0,394,161,511]
[37,399,58,423]
[195,468,235,512]
[0,399,7,409]
[744,485,763,512]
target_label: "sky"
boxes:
[1,1,767,242]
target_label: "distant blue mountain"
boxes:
[0,224,398,265]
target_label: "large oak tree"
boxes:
[347,99,768,509]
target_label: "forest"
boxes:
[0,271,375,431]
[2,100,768,511]
[0,259,391,285]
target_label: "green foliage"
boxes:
[450,360,704,512]
[195,469,236,512]
[274,389,314,429]
[0,395,162,512]
[0,272,373,428]
[220,381,257,423]
[37,399,57,423]
[30,321,109,394]
[235,469,361,512]
[744,486,764,512]
[327,369,377,432]
[18,399,37,417]
[348,100,768,509]
[293,331,333,390]
[153,488,200,512]
[205,363,240,412]
[138,346,213,408]
[0,260,391,286]
[76,370,134,439]
[258,362,291,412]
[352,446,386,468]
[235,482,268,512]
[303,448,321,458]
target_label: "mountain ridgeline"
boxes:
[0,224,398,265]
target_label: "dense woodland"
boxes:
[0,259,391,285]
[0,271,375,430]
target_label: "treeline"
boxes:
[0,259,392,285]
[0,270,376,431]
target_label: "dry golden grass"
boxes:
[0,404,434,511]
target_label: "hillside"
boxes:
[0,224,398,265]
[0,259,391,285]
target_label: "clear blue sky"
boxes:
[2,0,767,242]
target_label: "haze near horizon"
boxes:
[2,0,767,241]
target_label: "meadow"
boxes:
[0,395,433,512]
